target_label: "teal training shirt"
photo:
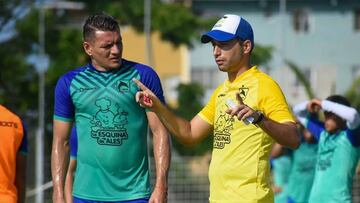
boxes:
[54,60,165,201]
[272,155,291,203]
[305,116,360,203]
[287,141,318,203]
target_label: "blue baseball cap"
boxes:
[201,14,254,50]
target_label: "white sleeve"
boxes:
[292,101,309,126]
[322,100,360,130]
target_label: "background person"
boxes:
[271,122,318,203]
[285,123,318,203]
[0,104,28,203]
[293,95,360,203]
[271,143,292,203]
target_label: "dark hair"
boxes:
[83,13,120,41]
[326,95,351,107]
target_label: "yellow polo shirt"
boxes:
[198,66,294,203]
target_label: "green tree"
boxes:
[0,0,277,156]
[0,6,85,113]
[252,44,273,66]
[286,60,315,99]
[0,0,30,30]
[0,0,216,112]
[346,76,360,110]
[77,0,215,47]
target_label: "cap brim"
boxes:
[201,30,237,43]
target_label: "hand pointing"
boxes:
[132,78,155,109]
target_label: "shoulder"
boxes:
[254,70,285,98]
[58,65,88,82]
[256,70,281,89]
[58,66,88,82]
[124,59,161,84]
[0,105,24,134]
[55,66,88,91]
[344,128,360,147]
[124,59,159,77]
[0,105,21,122]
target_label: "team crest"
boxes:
[238,85,249,100]
[317,146,335,171]
[117,80,130,93]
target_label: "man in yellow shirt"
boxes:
[133,14,299,203]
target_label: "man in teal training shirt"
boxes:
[52,13,170,203]
[286,124,318,203]
[293,95,360,203]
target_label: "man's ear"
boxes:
[83,41,92,56]
[243,40,252,54]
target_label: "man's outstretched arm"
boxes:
[226,93,300,149]
[133,78,213,146]
[258,119,299,149]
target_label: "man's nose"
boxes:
[213,45,220,57]
[111,44,121,54]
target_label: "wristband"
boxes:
[252,111,264,125]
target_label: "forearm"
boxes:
[134,79,208,145]
[147,112,171,198]
[292,101,309,126]
[155,104,196,145]
[64,160,76,203]
[15,155,26,203]
[259,118,299,149]
[322,100,360,129]
[51,140,70,199]
[153,132,170,190]
[64,175,74,203]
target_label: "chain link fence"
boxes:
[24,146,360,203]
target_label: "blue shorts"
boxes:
[73,196,149,203]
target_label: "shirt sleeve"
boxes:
[53,74,75,122]
[70,126,78,159]
[305,115,324,141]
[292,100,309,126]
[18,120,28,155]
[136,65,165,104]
[321,100,360,146]
[292,100,323,141]
[322,100,360,130]
[345,127,360,147]
[258,78,295,123]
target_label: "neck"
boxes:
[228,63,252,82]
[91,61,122,72]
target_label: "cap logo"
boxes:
[213,18,226,28]
[212,15,240,35]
